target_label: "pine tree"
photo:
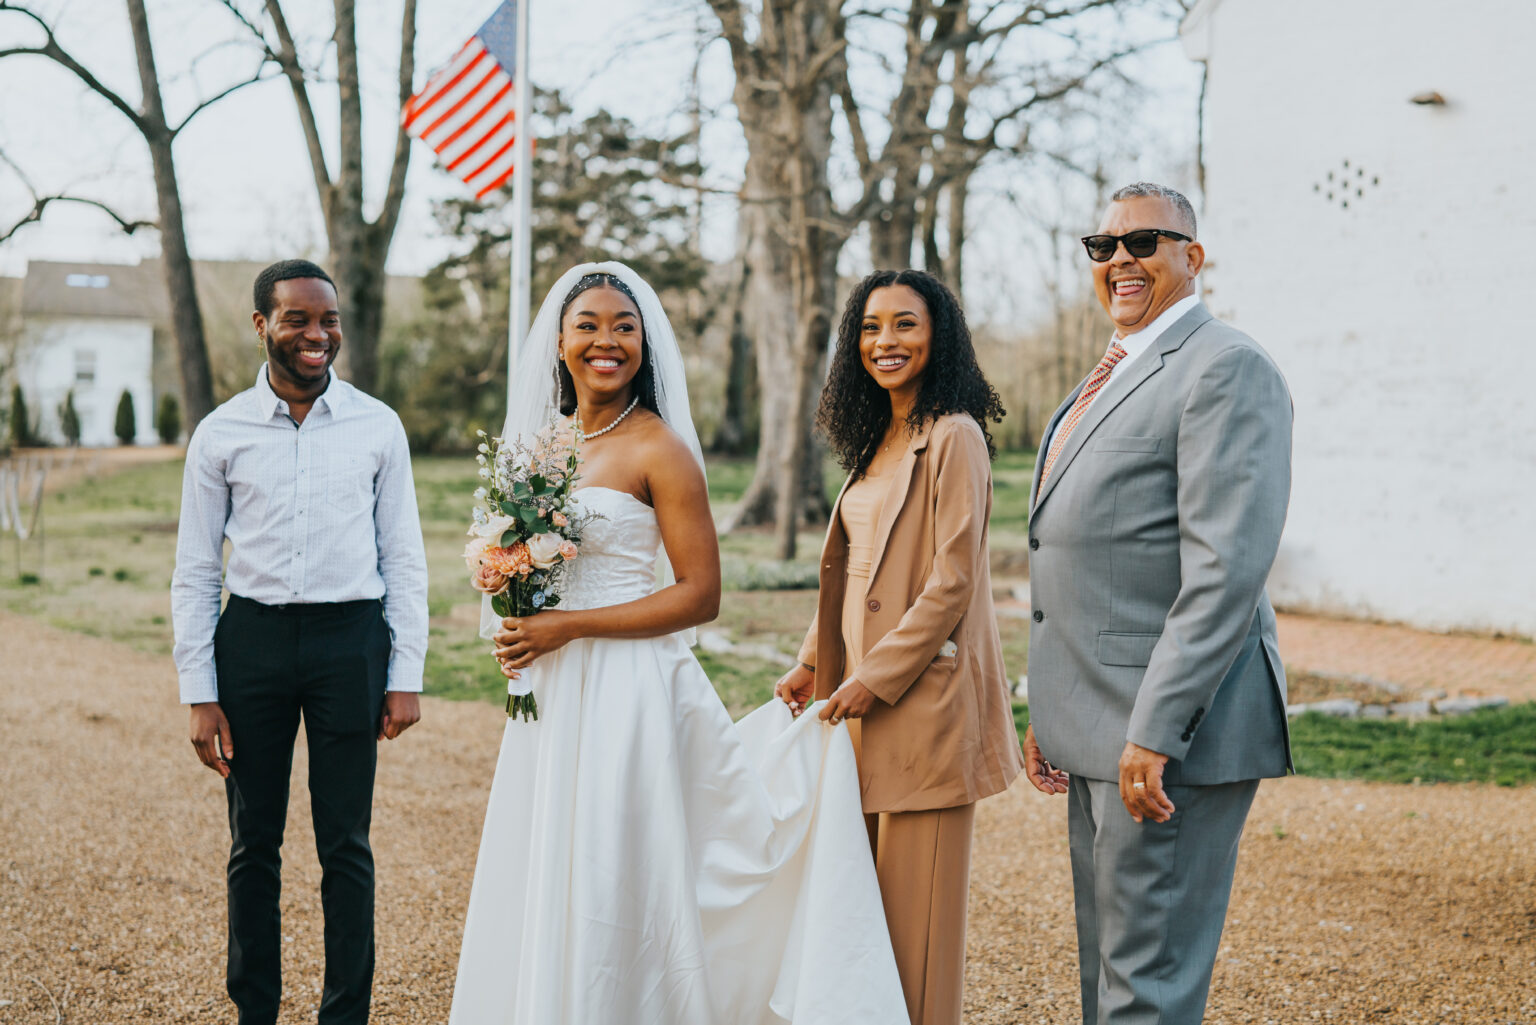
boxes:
[59,390,82,446]
[156,393,181,445]
[114,390,137,446]
[9,384,31,449]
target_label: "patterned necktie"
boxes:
[1036,341,1129,498]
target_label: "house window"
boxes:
[64,273,110,288]
[74,350,96,385]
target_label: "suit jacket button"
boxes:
[1032,609,1044,623]
[867,599,881,612]
[1181,732,1192,742]
[1029,537,1040,550]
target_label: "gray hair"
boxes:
[1110,182,1197,238]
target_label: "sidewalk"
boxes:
[1277,611,1536,703]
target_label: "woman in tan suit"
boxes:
[775,269,1024,1025]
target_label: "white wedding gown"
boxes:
[449,486,909,1025]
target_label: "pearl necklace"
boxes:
[578,395,640,441]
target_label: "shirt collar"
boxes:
[1112,292,1201,360]
[253,365,344,421]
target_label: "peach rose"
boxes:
[551,511,569,528]
[558,540,579,561]
[463,534,493,573]
[471,562,509,595]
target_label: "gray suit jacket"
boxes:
[1027,303,1293,785]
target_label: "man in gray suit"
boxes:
[1022,182,1292,1024]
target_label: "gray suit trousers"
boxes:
[1068,776,1258,1025]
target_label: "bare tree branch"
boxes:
[0,1,147,131]
[171,68,279,137]
[373,0,416,249]
[261,0,334,224]
[0,149,153,243]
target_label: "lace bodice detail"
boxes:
[556,487,662,610]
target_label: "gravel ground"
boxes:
[2,611,1533,1024]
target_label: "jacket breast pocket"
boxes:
[1092,436,1160,454]
[1097,630,1160,667]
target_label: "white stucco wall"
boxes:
[1184,0,1536,635]
[19,318,156,446]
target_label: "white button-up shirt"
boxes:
[171,367,429,704]
[1043,292,1201,456]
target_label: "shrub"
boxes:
[9,383,32,448]
[114,390,136,446]
[59,390,81,446]
[155,393,181,445]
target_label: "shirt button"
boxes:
[1032,609,1044,622]
[867,599,881,613]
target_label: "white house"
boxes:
[15,261,160,446]
[1180,0,1536,636]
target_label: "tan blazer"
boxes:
[798,414,1024,813]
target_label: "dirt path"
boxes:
[1,612,1532,1024]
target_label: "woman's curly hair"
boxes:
[817,269,1004,478]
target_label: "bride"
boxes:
[449,262,910,1025]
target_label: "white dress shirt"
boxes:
[171,367,429,704]
[1043,292,1202,456]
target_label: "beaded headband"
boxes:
[560,272,640,316]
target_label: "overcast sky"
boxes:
[0,0,1201,323]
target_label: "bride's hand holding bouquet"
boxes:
[465,421,591,720]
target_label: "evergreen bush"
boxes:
[155,393,181,445]
[114,390,137,446]
[59,390,82,446]
[9,384,31,448]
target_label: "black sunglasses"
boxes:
[1080,229,1192,262]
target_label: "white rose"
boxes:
[526,532,564,570]
[470,513,516,540]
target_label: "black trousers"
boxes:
[214,594,391,1025]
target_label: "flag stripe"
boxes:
[417,60,503,140]
[426,77,512,152]
[403,0,521,201]
[402,40,485,127]
[444,112,515,171]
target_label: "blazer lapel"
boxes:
[1033,303,1213,513]
[867,423,932,582]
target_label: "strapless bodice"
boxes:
[557,487,662,610]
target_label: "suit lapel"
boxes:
[1033,304,1213,513]
[868,423,932,583]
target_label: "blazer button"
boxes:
[1032,609,1044,623]
[867,599,881,612]
[1029,537,1040,550]
[1181,731,1192,742]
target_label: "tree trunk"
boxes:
[945,168,969,295]
[327,0,377,393]
[125,0,215,429]
[721,58,836,553]
[710,213,757,455]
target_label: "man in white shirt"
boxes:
[171,259,429,1025]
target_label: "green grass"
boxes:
[15,451,1533,789]
[1289,704,1536,786]
[1009,702,1536,786]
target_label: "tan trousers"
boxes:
[850,722,977,1025]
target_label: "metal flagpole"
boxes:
[505,0,533,405]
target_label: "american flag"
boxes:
[403,1,520,200]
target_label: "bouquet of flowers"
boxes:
[465,420,591,721]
